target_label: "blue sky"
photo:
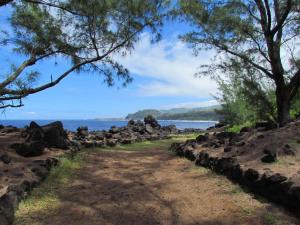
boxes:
[0,4,218,120]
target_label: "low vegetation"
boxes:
[15,151,86,225]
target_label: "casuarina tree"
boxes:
[179,0,300,125]
[0,0,168,108]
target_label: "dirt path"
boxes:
[15,144,300,225]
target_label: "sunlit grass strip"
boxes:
[14,151,87,225]
[108,133,200,152]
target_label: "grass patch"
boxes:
[226,121,254,133]
[102,133,200,152]
[270,155,299,169]
[14,151,87,225]
[262,213,279,225]
[229,186,243,195]
[189,165,210,174]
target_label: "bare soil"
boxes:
[15,144,300,225]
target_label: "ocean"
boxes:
[0,120,217,132]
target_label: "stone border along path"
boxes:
[14,138,300,225]
[170,140,300,219]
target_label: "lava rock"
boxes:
[0,154,11,164]
[110,126,119,134]
[144,115,160,129]
[255,121,277,130]
[14,141,45,157]
[196,134,209,144]
[244,168,260,182]
[162,125,178,134]
[145,124,154,134]
[283,144,296,156]
[267,173,288,184]
[127,119,135,126]
[106,139,118,147]
[1,126,19,133]
[216,131,236,140]
[224,147,232,153]
[240,126,252,133]
[43,121,69,149]
[214,122,226,128]
[25,122,44,142]
[77,126,89,137]
[261,148,277,163]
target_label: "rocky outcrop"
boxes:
[42,121,69,149]
[11,121,70,157]
[0,157,59,225]
[71,117,178,148]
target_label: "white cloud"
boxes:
[118,33,218,98]
[24,111,37,115]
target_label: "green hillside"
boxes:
[126,106,220,121]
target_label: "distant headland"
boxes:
[125,105,221,121]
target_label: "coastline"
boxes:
[0,119,217,132]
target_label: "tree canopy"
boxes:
[0,0,168,109]
[179,0,300,125]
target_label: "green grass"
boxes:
[229,186,244,195]
[226,121,254,133]
[14,151,87,224]
[101,133,200,152]
[262,213,279,225]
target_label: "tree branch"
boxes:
[255,0,269,33]
[0,57,35,90]
[241,2,261,23]
[243,29,271,63]
[271,0,292,35]
[24,0,85,16]
[0,102,23,109]
[213,42,274,78]
[0,51,61,91]
[0,21,151,102]
[263,0,272,31]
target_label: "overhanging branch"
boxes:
[0,21,151,103]
[213,42,274,78]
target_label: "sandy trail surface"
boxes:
[15,145,300,225]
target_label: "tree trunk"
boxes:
[276,87,291,126]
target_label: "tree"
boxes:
[179,0,300,125]
[215,68,276,125]
[0,0,167,109]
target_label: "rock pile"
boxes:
[0,157,59,225]
[71,116,179,148]
[11,121,70,157]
